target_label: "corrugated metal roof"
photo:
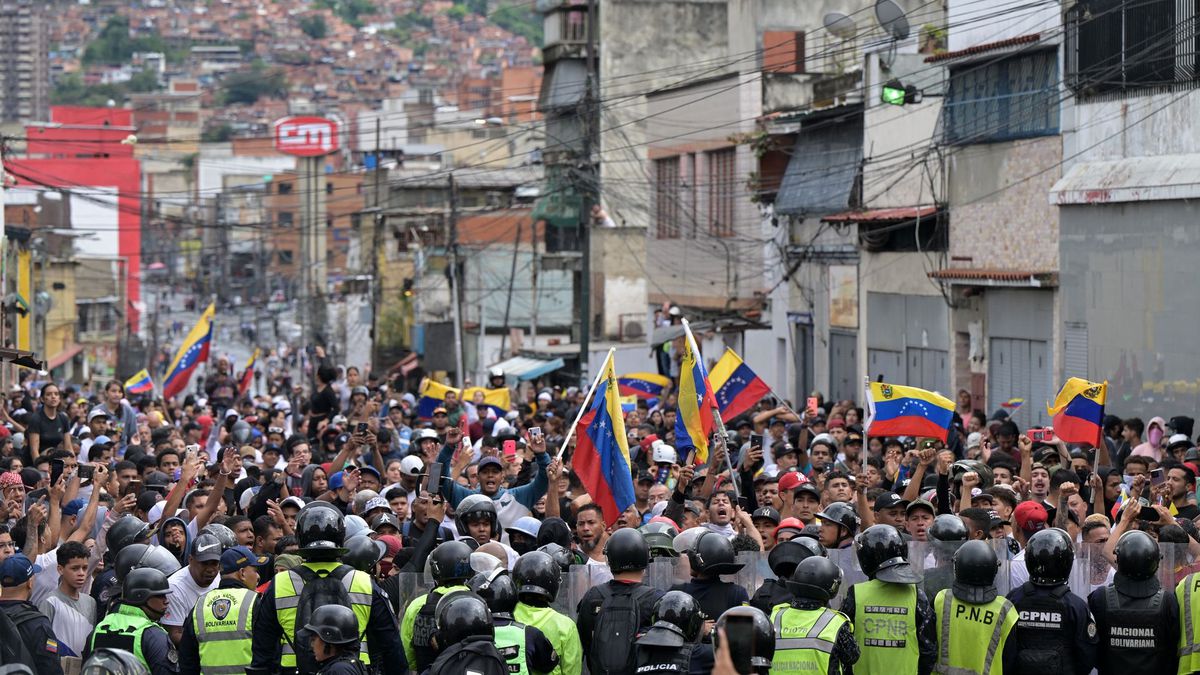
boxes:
[928,268,1057,287]
[1050,154,1200,205]
[775,114,863,216]
[924,34,1042,63]
[490,355,565,381]
[822,205,939,222]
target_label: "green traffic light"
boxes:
[882,79,907,105]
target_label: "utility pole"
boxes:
[370,118,383,369]
[578,0,599,372]
[447,173,465,387]
[498,220,521,358]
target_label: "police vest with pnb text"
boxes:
[933,590,1016,675]
[274,562,374,669]
[851,579,920,674]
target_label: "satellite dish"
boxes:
[875,0,911,40]
[823,12,858,40]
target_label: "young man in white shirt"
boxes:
[162,532,221,645]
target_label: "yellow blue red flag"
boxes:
[1047,378,1107,447]
[163,303,214,399]
[675,339,717,464]
[574,353,636,525]
[124,369,153,395]
[865,381,955,442]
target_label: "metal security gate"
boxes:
[907,347,950,396]
[794,323,814,399]
[829,331,857,402]
[868,348,904,385]
[989,337,1052,426]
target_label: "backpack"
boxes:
[589,584,653,675]
[0,604,41,670]
[428,639,509,675]
[290,564,363,674]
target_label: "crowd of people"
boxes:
[3,353,1200,674]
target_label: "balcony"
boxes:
[542,5,591,62]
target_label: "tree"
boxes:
[445,5,467,21]
[201,123,234,143]
[299,14,328,39]
[490,5,542,44]
[219,65,288,105]
[126,69,162,93]
[82,16,173,65]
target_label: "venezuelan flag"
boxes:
[418,380,511,419]
[675,338,716,465]
[618,372,672,399]
[708,348,772,421]
[238,348,259,397]
[163,303,214,399]
[865,381,955,442]
[573,353,636,525]
[1047,378,1107,447]
[1000,397,1025,411]
[462,386,513,418]
[124,369,153,395]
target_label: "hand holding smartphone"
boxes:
[502,439,517,460]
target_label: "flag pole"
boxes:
[681,319,738,499]
[556,347,614,460]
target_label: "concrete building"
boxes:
[0,0,49,124]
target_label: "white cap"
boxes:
[809,433,836,449]
[401,455,424,476]
[1169,433,1191,446]
[967,432,982,449]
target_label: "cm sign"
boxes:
[273,116,339,156]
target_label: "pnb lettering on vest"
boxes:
[954,604,998,624]
[1108,626,1156,648]
[1017,610,1062,630]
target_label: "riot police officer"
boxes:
[634,591,713,674]
[401,540,474,671]
[576,528,663,674]
[1006,528,1097,675]
[303,606,367,675]
[1088,529,1180,674]
[513,550,583,675]
[467,568,560,674]
[815,502,860,550]
[934,540,1017,674]
[671,531,749,631]
[771,556,858,673]
[93,515,152,619]
[80,648,151,675]
[749,539,824,615]
[713,606,775,674]
[840,524,937,675]
[924,514,968,602]
[86,567,177,674]
[428,592,509,674]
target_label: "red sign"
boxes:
[273,116,339,156]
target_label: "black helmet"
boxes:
[200,523,237,551]
[714,606,774,671]
[855,525,921,584]
[767,539,820,579]
[652,590,704,642]
[116,544,181,583]
[466,568,518,614]
[950,460,994,490]
[687,531,744,576]
[537,542,577,571]
[436,591,494,645]
[815,502,860,538]
[787,556,842,601]
[81,648,150,675]
[639,521,679,557]
[952,540,1000,603]
[456,494,499,539]
[303,605,360,646]
[1114,530,1161,597]
[929,514,968,542]
[513,550,561,603]
[793,536,827,560]
[344,536,385,572]
[114,543,150,584]
[122,567,170,606]
[430,540,475,585]
[107,516,151,557]
[231,419,252,445]
[296,502,347,558]
[1026,528,1074,587]
[604,527,650,573]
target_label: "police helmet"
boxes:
[651,590,704,643]
[950,459,994,490]
[430,540,475,585]
[436,591,495,645]
[1113,529,1161,597]
[122,567,170,606]
[295,502,348,558]
[81,648,150,675]
[107,516,151,557]
[344,535,386,572]
[952,540,1000,604]
[537,542,577,571]
[855,524,921,584]
[456,494,500,539]
[513,550,562,603]
[815,502,861,537]
[116,544,181,583]
[200,523,237,551]
[344,514,370,541]
[489,367,505,381]
[687,531,745,576]
[714,606,775,671]
[767,539,820,579]
[787,556,843,601]
[639,521,680,558]
[231,419,252,445]
[303,605,360,646]
[467,567,518,614]
[1025,528,1074,587]
[114,543,150,584]
[930,514,969,542]
[604,527,650,573]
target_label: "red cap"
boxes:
[827,418,846,429]
[1014,501,1048,533]
[639,434,659,453]
[773,517,806,540]
[778,471,807,492]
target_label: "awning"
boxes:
[928,268,1057,287]
[1050,154,1200,205]
[775,112,863,216]
[47,343,84,370]
[821,205,939,223]
[489,355,565,381]
[924,34,1042,64]
[539,59,586,111]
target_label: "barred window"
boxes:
[707,148,736,237]
[654,157,681,239]
[944,49,1059,145]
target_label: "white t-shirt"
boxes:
[30,548,61,607]
[163,565,217,627]
[585,556,612,585]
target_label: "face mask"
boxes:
[1149,427,1164,447]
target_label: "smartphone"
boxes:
[27,488,47,503]
[503,439,517,459]
[50,458,66,486]
[721,615,759,674]
[1136,498,1156,521]
[1028,428,1048,442]
[77,465,95,483]
[748,434,764,452]
[123,479,142,498]
[425,462,443,497]
[529,426,543,440]
[356,422,368,434]
[736,496,749,511]
[806,397,819,417]
[1151,467,1166,486]
[185,444,200,461]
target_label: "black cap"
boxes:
[751,506,781,524]
[637,471,655,484]
[190,534,223,562]
[873,493,908,511]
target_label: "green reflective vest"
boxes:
[769,605,850,674]
[496,621,531,675]
[88,603,157,667]
[194,585,256,675]
[514,602,582,675]
[1177,573,1200,674]
[400,584,469,669]
[851,579,920,675]
[275,562,374,668]
[933,589,1016,675]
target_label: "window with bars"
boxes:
[707,148,737,237]
[654,157,681,239]
[944,49,1059,145]
[1067,0,1196,96]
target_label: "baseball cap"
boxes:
[905,499,935,517]
[62,498,86,518]
[359,465,382,481]
[751,506,781,524]
[0,553,41,587]
[400,455,424,476]
[637,471,655,484]
[873,492,909,512]
[844,430,863,445]
[370,512,402,532]
[191,534,224,562]
[773,517,806,540]
[220,546,268,575]
[280,496,306,511]
[432,406,448,415]
[478,456,504,472]
[87,408,111,422]
[1014,501,1048,534]
[777,471,805,492]
[362,496,390,515]
[329,472,345,491]
[92,435,114,448]
[967,432,982,450]
[794,482,822,501]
